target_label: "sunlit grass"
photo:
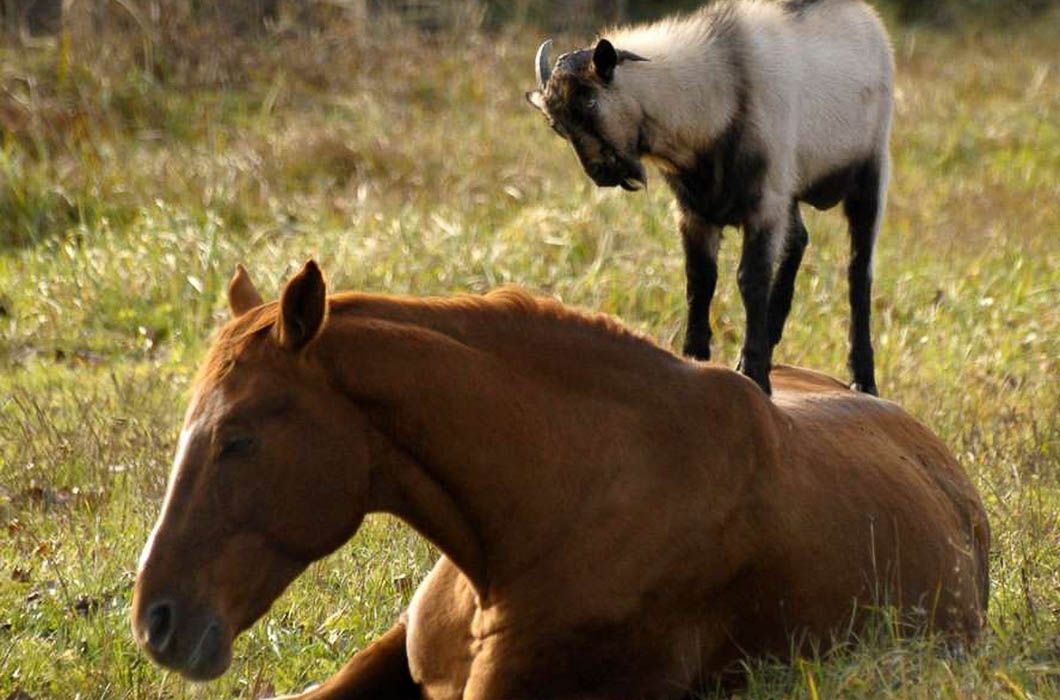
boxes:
[1,7,1058,699]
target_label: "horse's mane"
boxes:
[194,301,280,391]
[195,287,680,393]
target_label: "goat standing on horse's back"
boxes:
[527,0,894,396]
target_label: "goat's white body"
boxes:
[609,0,893,233]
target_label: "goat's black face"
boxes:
[527,45,647,192]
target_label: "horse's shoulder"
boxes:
[406,557,477,696]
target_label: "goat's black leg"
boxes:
[767,200,810,350]
[680,210,721,361]
[736,225,775,395]
[843,160,882,396]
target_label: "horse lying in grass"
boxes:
[132,261,989,699]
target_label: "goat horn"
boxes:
[535,39,553,88]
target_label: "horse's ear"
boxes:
[276,260,328,352]
[228,264,264,317]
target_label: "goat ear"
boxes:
[525,89,547,113]
[617,49,649,64]
[592,39,618,83]
[276,259,328,352]
[228,264,264,318]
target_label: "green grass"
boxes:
[1,6,1059,698]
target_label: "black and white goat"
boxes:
[527,0,894,395]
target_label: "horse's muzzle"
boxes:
[133,595,232,680]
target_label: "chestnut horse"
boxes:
[132,261,989,699]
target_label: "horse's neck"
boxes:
[318,311,661,598]
[329,292,687,411]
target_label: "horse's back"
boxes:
[755,366,989,640]
[771,364,852,395]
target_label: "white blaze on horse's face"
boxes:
[136,419,195,576]
[137,385,209,577]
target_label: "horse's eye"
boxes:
[219,436,255,459]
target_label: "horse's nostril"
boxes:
[145,600,176,654]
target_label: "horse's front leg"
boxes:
[679,208,722,361]
[736,214,778,395]
[268,621,419,700]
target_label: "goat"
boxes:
[527,0,894,395]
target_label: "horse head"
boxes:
[131,261,373,680]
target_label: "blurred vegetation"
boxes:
[1,0,1058,698]
[491,0,1059,28]
[883,0,1055,24]
[2,0,1057,41]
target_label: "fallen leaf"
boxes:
[20,483,47,504]
[72,595,101,617]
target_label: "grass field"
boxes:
[1,5,1058,698]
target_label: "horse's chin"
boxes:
[180,620,233,681]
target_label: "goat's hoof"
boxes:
[737,357,772,396]
[682,342,712,362]
[850,382,879,397]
